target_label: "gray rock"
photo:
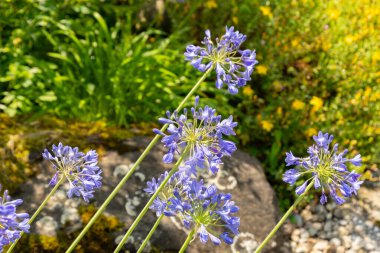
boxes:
[326,203,335,211]
[331,231,338,238]
[354,224,364,234]
[35,216,58,237]
[365,220,373,227]
[351,235,365,251]
[342,235,352,248]
[301,209,313,221]
[339,220,348,226]
[299,228,309,240]
[308,227,318,237]
[364,239,376,251]
[330,237,341,246]
[293,214,303,227]
[336,246,346,253]
[312,222,323,231]
[312,240,329,251]
[291,229,301,241]
[338,226,349,236]
[295,243,311,253]
[60,207,80,225]
[315,213,325,222]
[315,205,326,215]
[360,187,380,223]
[324,221,333,232]
[287,184,380,253]
[18,136,282,253]
[333,208,344,219]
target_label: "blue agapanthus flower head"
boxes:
[153,96,237,175]
[181,179,239,245]
[144,175,239,246]
[185,26,258,94]
[144,171,191,217]
[42,143,102,202]
[0,185,30,252]
[283,131,363,205]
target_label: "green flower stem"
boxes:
[113,145,190,253]
[254,180,315,253]
[179,228,196,253]
[6,176,66,253]
[65,67,213,253]
[136,214,164,253]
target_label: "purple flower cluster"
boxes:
[42,143,102,202]
[144,172,239,245]
[185,26,258,94]
[283,132,363,205]
[0,186,29,252]
[154,96,237,175]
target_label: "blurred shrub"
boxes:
[0,0,191,124]
[168,0,379,200]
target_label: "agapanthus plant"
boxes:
[114,98,239,253]
[66,25,256,252]
[0,186,29,253]
[43,143,102,202]
[144,172,239,249]
[185,26,258,94]
[283,131,363,205]
[154,96,237,175]
[254,132,363,253]
[6,143,102,253]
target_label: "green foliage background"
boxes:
[1,0,379,207]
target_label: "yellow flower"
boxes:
[344,35,356,44]
[328,8,340,20]
[276,107,283,117]
[260,120,274,132]
[375,126,380,135]
[242,86,254,96]
[364,86,372,98]
[322,42,331,52]
[291,99,305,110]
[12,37,22,46]
[310,96,323,111]
[372,51,380,64]
[259,6,273,18]
[305,128,317,137]
[370,91,380,102]
[205,0,217,9]
[256,65,268,75]
[291,39,300,47]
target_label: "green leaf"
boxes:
[38,91,57,102]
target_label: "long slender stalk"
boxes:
[136,214,164,253]
[65,67,213,253]
[254,180,315,253]
[179,228,196,253]
[6,176,66,253]
[113,145,190,253]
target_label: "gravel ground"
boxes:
[280,185,380,253]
